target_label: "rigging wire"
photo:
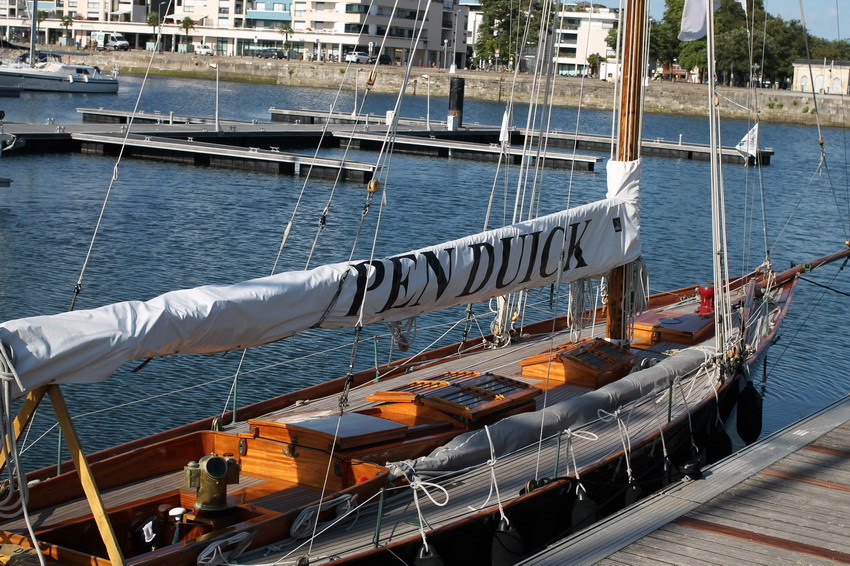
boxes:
[797,0,849,243]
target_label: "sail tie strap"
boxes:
[196,531,253,565]
[409,475,449,554]
[597,408,634,483]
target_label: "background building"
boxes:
[792,59,850,95]
[0,0,468,63]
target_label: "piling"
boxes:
[448,77,465,131]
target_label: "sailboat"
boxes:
[0,10,118,93]
[0,1,847,565]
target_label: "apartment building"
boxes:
[553,3,617,77]
[0,0,467,64]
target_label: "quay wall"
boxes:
[88,51,849,127]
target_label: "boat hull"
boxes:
[0,68,118,93]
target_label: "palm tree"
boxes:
[277,22,292,59]
[146,12,160,32]
[61,14,73,41]
[180,16,195,48]
[146,12,161,51]
[278,22,292,49]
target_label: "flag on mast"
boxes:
[678,0,721,41]
[735,124,759,159]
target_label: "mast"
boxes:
[606,0,647,343]
[28,0,37,67]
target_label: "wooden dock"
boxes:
[520,395,850,565]
[335,130,603,170]
[269,108,773,166]
[72,132,375,181]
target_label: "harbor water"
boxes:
[0,74,848,471]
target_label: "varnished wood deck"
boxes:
[520,395,850,565]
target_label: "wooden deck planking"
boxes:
[644,524,843,566]
[2,472,268,533]
[715,476,850,523]
[518,395,850,565]
[237,361,719,564]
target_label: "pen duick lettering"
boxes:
[345,218,598,317]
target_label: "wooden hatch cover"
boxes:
[632,309,714,346]
[365,371,541,423]
[518,338,637,389]
[247,410,408,451]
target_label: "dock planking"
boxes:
[73,132,375,181]
[3,108,772,177]
[334,130,603,170]
[269,107,773,166]
[520,395,850,565]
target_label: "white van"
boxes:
[90,32,130,51]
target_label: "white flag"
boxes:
[737,0,747,15]
[735,124,759,158]
[678,0,721,41]
[499,110,510,145]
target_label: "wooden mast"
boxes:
[606,0,647,343]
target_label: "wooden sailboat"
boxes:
[0,2,847,566]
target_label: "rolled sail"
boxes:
[0,160,641,396]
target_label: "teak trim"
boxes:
[46,385,125,566]
[0,386,45,474]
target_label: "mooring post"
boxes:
[447,76,464,131]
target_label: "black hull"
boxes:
[337,371,746,566]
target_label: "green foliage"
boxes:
[60,14,74,34]
[278,23,293,50]
[650,0,848,86]
[146,12,160,30]
[475,0,544,60]
[180,16,195,41]
[586,53,604,76]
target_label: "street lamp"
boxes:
[422,75,431,130]
[157,1,167,52]
[442,39,448,70]
[450,9,463,74]
[210,63,219,132]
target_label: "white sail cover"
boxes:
[0,160,641,397]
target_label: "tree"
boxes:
[474,0,544,62]
[586,53,604,77]
[278,22,292,50]
[180,16,195,46]
[61,14,74,37]
[146,12,160,32]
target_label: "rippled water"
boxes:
[1,75,848,470]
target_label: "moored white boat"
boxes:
[0,59,118,93]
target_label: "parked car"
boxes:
[256,48,285,59]
[196,44,215,56]
[344,51,369,63]
[369,54,392,65]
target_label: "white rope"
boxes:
[0,345,46,566]
[651,391,670,462]
[386,317,416,352]
[597,408,634,483]
[196,531,253,565]
[468,426,508,524]
[289,494,358,540]
[562,429,598,481]
[409,475,450,554]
